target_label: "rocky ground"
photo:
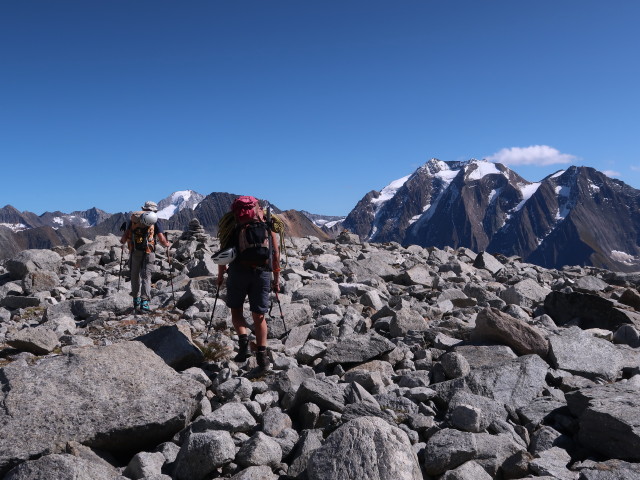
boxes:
[1,220,640,480]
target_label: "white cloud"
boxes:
[602,170,621,178]
[630,165,640,172]
[486,145,577,166]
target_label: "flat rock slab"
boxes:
[323,332,395,367]
[0,341,205,475]
[548,327,624,381]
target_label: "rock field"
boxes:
[1,224,640,480]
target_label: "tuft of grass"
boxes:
[194,340,233,362]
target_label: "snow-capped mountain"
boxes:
[300,211,346,235]
[343,158,640,272]
[156,190,205,219]
[0,206,110,232]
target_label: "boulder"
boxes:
[6,249,63,280]
[71,292,133,319]
[566,384,640,461]
[0,342,205,475]
[6,326,60,355]
[461,354,549,415]
[423,428,477,476]
[292,280,341,309]
[471,307,549,357]
[307,416,422,480]
[3,454,125,480]
[190,402,257,433]
[172,430,235,480]
[395,265,436,287]
[544,291,640,330]
[290,378,346,413]
[135,325,204,371]
[269,302,313,339]
[389,308,429,337]
[499,278,551,308]
[548,327,624,381]
[473,252,504,275]
[236,432,283,468]
[229,466,278,480]
[323,332,395,367]
[22,270,60,294]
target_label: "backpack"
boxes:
[235,221,270,265]
[130,211,156,253]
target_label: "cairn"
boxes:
[181,218,208,242]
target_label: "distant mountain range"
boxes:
[0,191,329,259]
[341,159,640,272]
[1,160,639,272]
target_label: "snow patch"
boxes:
[371,175,411,207]
[611,250,637,265]
[555,185,572,220]
[156,205,177,220]
[514,182,541,212]
[409,203,431,225]
[0,223,28,232]
[467,161,502,181]
[171,190,193,204]
[53,217,64,226]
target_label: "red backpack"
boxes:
[231,196,270,265]
[232,196,260,222]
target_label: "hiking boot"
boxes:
[234,336,250,362]
[256,349,271,371]
[133,297,141,309]
[140,299,150,312]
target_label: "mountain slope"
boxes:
[345,159,640,272]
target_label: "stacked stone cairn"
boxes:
[1,224,640,479]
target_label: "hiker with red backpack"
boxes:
[120,201,171,313]
[215,196,281,371]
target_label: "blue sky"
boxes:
[1,1,639,216]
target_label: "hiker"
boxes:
[120,200,170,312]
[216,196,281,370]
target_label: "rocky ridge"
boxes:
[1,228,640,479]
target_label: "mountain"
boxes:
[344,159,640,272]
[301,211,345,237]
[156,190,205,219]
[2,171,638,273]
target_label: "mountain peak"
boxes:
[157,190,205,220]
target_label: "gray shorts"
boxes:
[226,264,271,314]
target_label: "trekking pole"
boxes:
[165,236,176,309]
[117,244,124,292]
[205,286,220,344]
[265,203,289,338]
[274,291,289,338]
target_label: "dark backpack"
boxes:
[235,221,270,265]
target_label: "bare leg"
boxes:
[231,307,247,335]
[252,312,268,347]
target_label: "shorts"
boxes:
[225,263,271,314]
